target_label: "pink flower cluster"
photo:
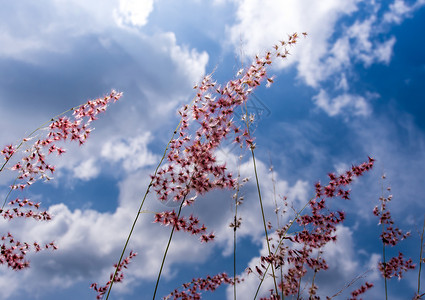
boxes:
[0,232,57,270]
[0,197,51,221]
[90,251,137,299]
[378,252,415,280]
[165,272,238,300]
[251,157,375,298]
[153,211,214,243]
[373,191,410,246]
[0,90,121,272]
[151,33,302,242]
[373,183,415,279]
[2,90,122,191]
[348,282,374,300]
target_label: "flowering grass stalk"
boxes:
[373,176,415,299]
[101,33,304,300]
[229,157,247,300]
[417,218,425,298]
[0,90,121,272]
[249,157,375,299]
[90,251,138,299]
[249,141,279,296]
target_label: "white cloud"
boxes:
[73,158,100,180]
[0,31,46,62]
[313,89,372,117]
[0,0,156,61]
[101,132,159,172]
[114,0,155,27]
[384,0,425,24]
[226,0,423,117]
[228,0,359,86]
[347,17,396,67]
[0,4,209,182]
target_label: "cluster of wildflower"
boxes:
[164,272,239,300]
[151,33,302,244]
[153,211,215,242]
[373,181,415,279]
[90,251,137,299]
[0,232,57,270]
[0,90,121,271]
[378,251,415,279]
[250,157,375,298]
[1,90,122,191]
[0,198,51,221]
[373,187,411,246]
[348,282,374,300]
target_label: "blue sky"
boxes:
[0,0,425,299]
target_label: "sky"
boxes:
[0,0,425,299]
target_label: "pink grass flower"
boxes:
[164,272,240,300]
[90,251,137,300]
[1,90,121,272]
[252,158,374,298]
[349,282,374,300]
[151,34,302,240]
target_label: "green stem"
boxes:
[297,272,302,299]
[250,147,278,296]
[1,177,18,209]
[233,162,242,300]
[268,156,284,300]
[104,87,204,299]
[380,179,388,300]
[418,217,425,296]
[152,199,185,300]
[382,242,387,300]
[253,197,314,300]
[105,124,182,300]
[233,224,237,300]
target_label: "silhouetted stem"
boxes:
[105,122,183,300]
[152,199,185,300]
[418,217,425,295]
[250,147,278,296]
[253,197,314,300]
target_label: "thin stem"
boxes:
[418,216,425,295]
[233,160,243,300]
[297,273,302,299]
[152,199,185,300]
[250,147,278,296]
[269,155,284,299]
[253,196,315,300]
[240,102,277,297]
[380,178,388,300]
[1,177,18,209]
[105,124,183,300]
[234,222,237,300]
[309,250,321,298]
[104,88,203,299]
[326,270,371,299]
